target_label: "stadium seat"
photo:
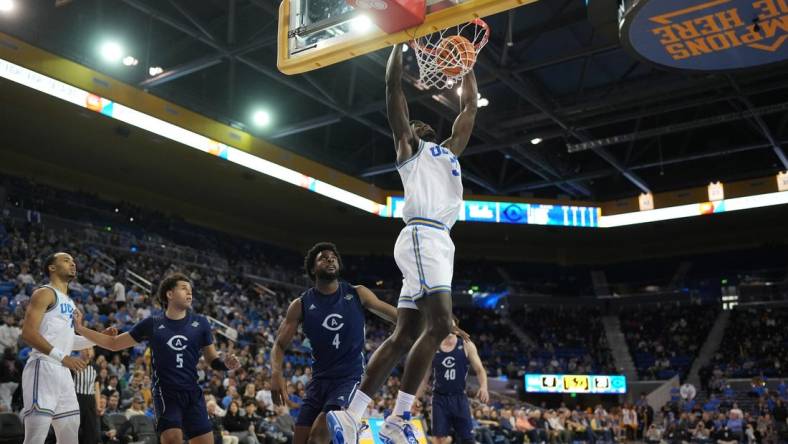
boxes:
[0,412,24,444]
[127,415,157,444]
[106,413,130,436]
[0,282,14,297]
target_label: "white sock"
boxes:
[392,390,415,418]
[346,389,372,422]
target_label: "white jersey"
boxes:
[28,285,76,365]
[397,140,463,229]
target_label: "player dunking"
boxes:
[328,44,479,444]
[422,316,488,444]
[20,252,96,444]
[271,242,398,444]
[73,272,241,444]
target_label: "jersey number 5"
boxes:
[332,333,340,349]
[176,353,183,368]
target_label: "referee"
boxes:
[73,347,100,444]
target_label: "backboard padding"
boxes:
[277,0,538,75]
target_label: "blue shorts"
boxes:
[296,377,359,427]
[152,387,212,439]
[431,393,473,440]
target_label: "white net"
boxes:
[410,18,489,90]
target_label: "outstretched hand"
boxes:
[224,354,241,370]
[72,308,83,332]
[451,325,470,341]
[271,372,288,406]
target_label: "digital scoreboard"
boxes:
[525,374,627,394]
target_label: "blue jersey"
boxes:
[129,312,213,391]
[301,282,365,380]
[432,337,469,395]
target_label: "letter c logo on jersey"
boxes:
[321,314,344,331]
[442,357,456,368]
[166,335,189,351]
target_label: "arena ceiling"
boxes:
[1,0,788,203]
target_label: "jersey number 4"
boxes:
[332,333,341,349]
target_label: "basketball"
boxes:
[436,35,476,77]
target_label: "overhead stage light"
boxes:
[148,66,164,76]
[252,110,271,127]
[0,0,14,13]
[99,41,124,63]
[530,138,543,145]
[122,56,138,66]
[351,15,373,33]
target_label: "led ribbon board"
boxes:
[599,191,788,227]
[0,58,384,215]
[525,374,627,394]
[620,0,788,71]
[3,55,788,228]
[385,196,601,227]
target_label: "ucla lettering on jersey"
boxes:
[397,139,463,229]
[432,338,469,395]
[29,285,77,365]
[301,282,365,380]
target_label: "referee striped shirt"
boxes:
[74,365,98,395]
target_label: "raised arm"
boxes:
[442,70,478,156]
[386,44,417,164]
[22,288,86,371]
[271,298,302,406]
[465,340,489,403]
[356,285,397,324]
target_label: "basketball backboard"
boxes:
[277,0,537,75]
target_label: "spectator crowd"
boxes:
[0,174,787,444]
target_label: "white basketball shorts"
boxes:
[22,358,80,420]
[394,220,455,310]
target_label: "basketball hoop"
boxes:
[410,18,489,90]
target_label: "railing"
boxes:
[126,269,153,295]
[206,315,238,342]
[89,247,117,273]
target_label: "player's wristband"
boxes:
[211,358,230,372]
[49,348,66,362]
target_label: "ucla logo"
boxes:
[321,314,344,331]
[430,146,460,177]
[442,356,456,368]
[166,335,189,351]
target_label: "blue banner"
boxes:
[622,0,788,71]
